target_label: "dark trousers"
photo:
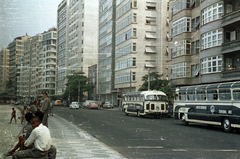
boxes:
[12,147,47,159]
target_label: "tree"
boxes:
[63,72,92,102]
[138,72,174,99]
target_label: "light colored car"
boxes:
[89,102,98,109]
[103,102,113,108]
[69,102,79,109]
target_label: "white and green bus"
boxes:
[174,81,240,132]
[122,91,169,118]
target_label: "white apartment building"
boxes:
[115,0,168,95]
[57,0,99,98]
[0,48,9,94]
[38,28,57,99]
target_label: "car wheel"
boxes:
[223,118,232,133]
[181,114,188,126]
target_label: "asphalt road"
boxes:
[53,106,240,159]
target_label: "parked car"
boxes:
[54,100,62,106]
[69,102,79,109]
[103,101,113,108]
[89,102,98,109]
[82,102,88,109]
[15,101,19,105]
[77,102,82,108]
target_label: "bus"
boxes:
[122,90,169,118]
[174,81,240,132]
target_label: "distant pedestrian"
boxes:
[41,93,51,127]
[28,102,37,114]
[9,108,16,124]
[20,107,26,124]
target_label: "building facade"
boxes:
[0,48,9,94]
[8,35,30,101]
[98,0,117,105]
[56,0,99,99]
[168,0,240,89]
[115,0,168,96]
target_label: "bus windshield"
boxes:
[146,95,167,101]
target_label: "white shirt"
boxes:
[24,123,51,151]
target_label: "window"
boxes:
[201,29,222,50]
[191,41,195,54]
[132,72,136,81]
[132,57,136,66]
[207,90,218,100]
[146,2,156,10]
[197,90,205,100]
[202,2,223,25]
[196,40,200,53]
[172,17,191,36]
[131,13,137,24]
[172,62,186,78]
[133,28,137,37]
[233,89,240,100]
[191,65,195,77]
[132,0,137,8]
[173,0,191,14]
[219,89,231,100]
[172,40,191,57]
[146,16,156,25]
[187,91,195,100]
[201,56,222,74]
[133,43,136,51]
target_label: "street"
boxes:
[53,106,240,159]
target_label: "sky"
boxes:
[0,0,62,49]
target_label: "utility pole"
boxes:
[148,68,150,91]
[78,79,80,103]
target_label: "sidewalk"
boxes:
[1,105,124,159]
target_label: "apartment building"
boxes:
[0,48,9,94]
[115,0,168,95]
[168,0,240,88]
[57,0,69,95]
[8,35,30,101]
[98,0,117,104]
[56,0,99,98]
[38,28,57,99]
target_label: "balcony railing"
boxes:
[222,39,240,54]
[222,9,240,27]
[222,69,240,80]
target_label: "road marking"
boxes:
[128,146,163,149]
[172,149,187,152]
[206,149,239,152]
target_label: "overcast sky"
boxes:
[0,0,62,49]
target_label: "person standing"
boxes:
[41,93,50,127]
[20,107,26,124]
[9,108,17,124]
[12,116,51,159]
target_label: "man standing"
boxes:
[41,93,51,127]
[12,116,51,159]
[9,108,17,124]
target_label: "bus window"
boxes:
[137,95,140,101]
[146,95,156,100]
[197,90,205,100]
[233,89,240,100]
[179,92,186,101]
[161,104,164,110]
[187,91,195,100]
[157,95,167,101]
[146,104,150,110]
[219,89,231,100]
[141,95,144,101]
[207,90,218,100]
[175,93,179,101]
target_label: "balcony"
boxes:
[222,39,240,54]
[222,69,240,81]
[222,9,240,27]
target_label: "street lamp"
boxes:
[78,79,80,103]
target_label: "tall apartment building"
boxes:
[0,48,9,94]
[98,0,117,104]
[38,28,57,99]
[57,0,99,98]
[115,0,168,95]
[8,35,30,101]
[168,0,240,88]
[57,0,69,95]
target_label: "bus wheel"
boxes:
[181,114,188,126]
[223,118,232,133]
[137,111,140,117]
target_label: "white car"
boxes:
[103,102,113,108]
[69,102,79,109]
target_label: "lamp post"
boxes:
[148,68,150,91]
[78,79,80,103]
